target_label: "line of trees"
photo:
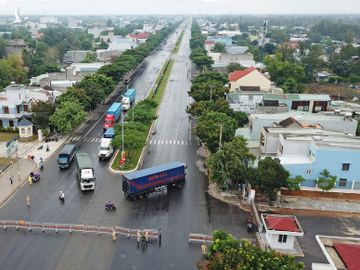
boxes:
[32,24,177,134]
[189,22,213,69]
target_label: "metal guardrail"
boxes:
[0,220,159,241]
[188,233,213,244]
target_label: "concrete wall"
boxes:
[230,70,271,92]
[265,232,296,250]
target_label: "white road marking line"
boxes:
[169,140,172,144]
[165,140,168,144]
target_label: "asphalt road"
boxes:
[0,21,357,270]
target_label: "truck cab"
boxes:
[104,114,115,129]
[98,138,114,160]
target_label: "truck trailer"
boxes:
[121,88,136,110]
[122,161,186,200]
[104,102,122,130]
[75,153,96,191]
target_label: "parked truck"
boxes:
[103,127,115,139]
[121,88,136,110]
[98,138,114,160]
[104,102,122,130]
[75,153,96,191]
[122,161,186,200]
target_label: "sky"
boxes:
[0,0,360,15]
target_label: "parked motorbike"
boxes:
[105,202,116,211]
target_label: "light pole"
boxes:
[218,123,223,151]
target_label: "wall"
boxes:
[230,70,271,92]
[265,232,296,250]
[283,144,360,190]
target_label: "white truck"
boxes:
[98,138,114,160]
[75,153,96,191]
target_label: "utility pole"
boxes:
[219,123,223,150]
[121,114,125,155]
[209,85,213,101]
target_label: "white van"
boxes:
[98,138,114,160]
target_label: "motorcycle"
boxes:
[30,172,41,183]
[105,202,116,211]
[59,191,65,202]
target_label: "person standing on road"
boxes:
[9,175,13,185]
[112,227,117,241]
[145,229,149,243]
[26,195,30,207]
[158,228,162,246]
[136,230,141,248]
[201,241,207,255]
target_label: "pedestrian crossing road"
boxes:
[68,136,193,146]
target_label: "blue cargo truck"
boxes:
[121,88,136,110]
[122,161,186,200]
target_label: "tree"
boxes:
[196,112,237,153]
[287,175,305,191]
[198,230,305,270]
[0,55,27,88]
[263,43,277,55]
[227,62,245,73]
[264,53,305,93]
[187,99,232,117]
[81,52,96,63]
[192,71,228,85]
[270,29,288,44]
[251,157,290,201]
[231,111,248,127]
[57,87,92,111]
[112,128,145,159]
[212,42,226,53]
[30,101,55,129]
[207,137,255,190]
[49,100,87,134]
[0,38,7,58]
[96,39,109,50]
[190,81,228,102]
[316,169,337,191]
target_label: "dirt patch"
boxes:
[282,189,360,200]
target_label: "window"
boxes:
[9,120,14,127]
[21,128,25,134]
[278,235,287,243]
[3,106,9,114]
[339,178,347,187]
[305,169,312,175]
[342,163,350,171]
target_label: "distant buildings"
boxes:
[63,50,90,63]
[5,39,28,56]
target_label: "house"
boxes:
[127,32,150,44]
[316,71,337,82]
[244,111,358,141]
[260,214,304,254]
[207,36,233,46]
[259,125,350,155]
[278,135,360,191]
[313,235,360,270]
[204,40,215,52]
[5,39,28,56]
[228,67,272,92]
[210,52,255,69]
[63,50,90,64]
[96,49,122,62]
[0,84,61,129]
[108,36,138,51]
[227,92,330,114]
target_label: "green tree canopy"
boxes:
[207,137,255,189]
[30,101,55,129]
[49,100,87,134]
[227,62,245,73]
[190,80,228,102]
[192,71,228,85]
[196,112,237,153]
[0,55,27,89]
[212,42,226,53]
[251,157,290,201]
[57,87,92,111]
[316,169,337,191]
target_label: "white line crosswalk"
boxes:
[68,136,102,143]
[149,139,190,146]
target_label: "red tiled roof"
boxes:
[334,242,360,270]
[205,40,215,45]
[265,215,300,232]
[228,67,257,82]
[128,32,150,40]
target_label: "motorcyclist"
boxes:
[59,190,65,200]
[39,158,44,169]
[105,201,115,209]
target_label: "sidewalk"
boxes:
[0,135,68,207]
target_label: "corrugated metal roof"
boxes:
[124,162,185,180]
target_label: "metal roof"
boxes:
[124,161,185,180]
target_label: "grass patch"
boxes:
[0,132,18,142]
[111,148,143,171]
[173,31,184,54]
[151,60,174,103]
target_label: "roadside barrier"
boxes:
[188,233,213,244]
[0,219,159,241]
